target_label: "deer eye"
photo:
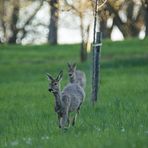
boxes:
[54,82,58,85]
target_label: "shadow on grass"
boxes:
[101,55,148,69]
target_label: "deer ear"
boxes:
[47,73,53,81]
[56,70,63,81]
[67,63,71,68]
[73,63,77,69]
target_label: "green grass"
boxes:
[0,38,148,148]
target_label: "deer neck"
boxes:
[53,90,62,107]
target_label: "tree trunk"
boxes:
[112,17,129,38]
[100,19,111,39]
[106,3,129,38]
[80,15,87,62]
[127,1,140,37]
[8,0,19,44]
[145,2,148,36]
[99,9,111,39]
[48,0,59,45]
[80,42,87,62]
[0,0,7,42]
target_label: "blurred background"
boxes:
[0,0,147,43]
[0,0,147,62]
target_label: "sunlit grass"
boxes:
[0,38,148,147]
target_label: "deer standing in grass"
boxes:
[47,71,85,129]
[67,63,86,89]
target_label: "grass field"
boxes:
[0,38,148,148]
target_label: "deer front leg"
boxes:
[60,96,70,129]
[60,111,70,129]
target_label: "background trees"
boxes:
[0,0,147,61]
[99,0,146,39]
[63,0,93,62]
[0,0,45,44]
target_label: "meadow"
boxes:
[0,38,148,148]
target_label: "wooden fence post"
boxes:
[91,32,102,105]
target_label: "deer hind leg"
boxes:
[72,102,83,126]
[72,112,77,126]
[58,114,62,128]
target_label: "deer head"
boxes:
[47,71,63,93]
[67,63,77,79]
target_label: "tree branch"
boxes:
[19,0,44,40]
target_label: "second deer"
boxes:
[67,63,86,89]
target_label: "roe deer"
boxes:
[67,63,86,89]
[47,71,85,129]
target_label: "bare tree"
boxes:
[99,8,112,38]
[63,0,93,62]
[0,0,44,44]
[8,0,20,43]
[101,0,145,38]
